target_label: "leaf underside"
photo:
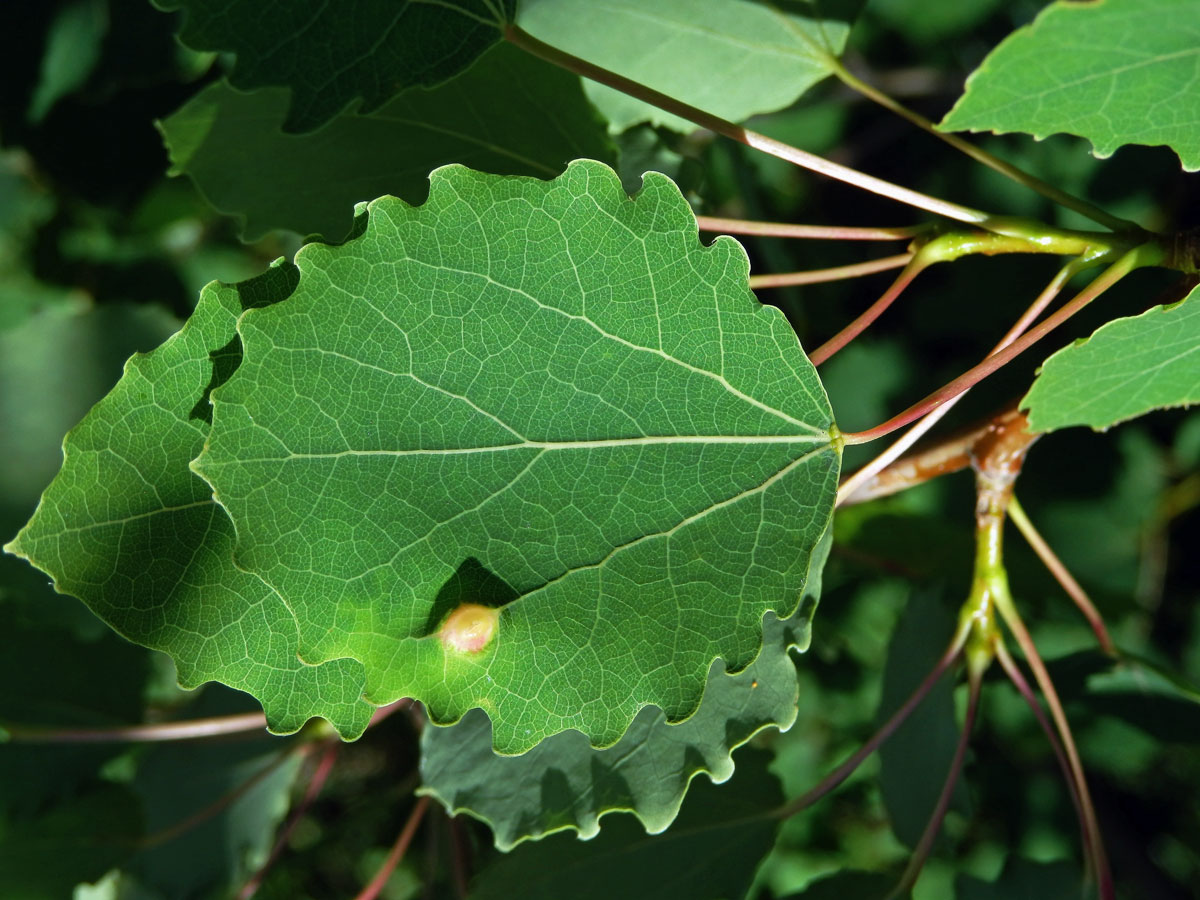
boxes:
[152,0,514,132]
[194,159,840,751]
[159,42,616,241]
[517,0,850,133]
[939,0,1200,171]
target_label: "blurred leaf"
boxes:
[192,160,840,752]
[877,588,969,849]
[0,784,142,900]
[152,0,514,132]
[159,43,615,241]
[955,855,1085,899]
[469,748,782,900]
[0,604,150,815]
[940,0,1200,171]
[27,0,109,123]
[1023,286,1200,432]
[123,694,304,900]
[1052,649,1200,744]
[421,535,825,849]
[866,0,1005,45]
[518,0,850,133]
[779,870,901,899]
[5,266,374,738]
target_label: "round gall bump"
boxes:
[439,603,499,653]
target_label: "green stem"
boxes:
[504,24,993,224]
[762,4,1138,233]
[842,243,1160,445]
[749,253,912,289]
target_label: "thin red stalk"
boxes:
[886,673,982,899]
[138,744,309,849]
[1008,495,1115,655]
[354,796,431,900]
[810,257,927,365]
[843,246,1152,445]
[749,253,912,289]
[238,741,340,900]
[836,260,1078,504]
[504,25,991,224]
[695,215,924,241]
[2,711,268,744]
[993,640,1088,852]
[773,625,968,819]
[449,813,472,899]
[995,598,1113,900]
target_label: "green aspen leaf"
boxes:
[152,0,514,132]
[469,748,782,900]
[419,532,826,849]
[1022,286,1200,432]
[517,0,851,133]
[5,264,373,739]
[194,160,841,753]
[939,0,1200,171]
[158,43,615,241]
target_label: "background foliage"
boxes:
[1,1,1197,899]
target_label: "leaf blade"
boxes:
[1023,286,1200,432]
[939,0,1200,171]
[194,160,840,752]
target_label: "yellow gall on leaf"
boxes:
[439,603,499,653]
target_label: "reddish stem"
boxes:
[773,625,968,819]
[995,598,1113,900]
[809,257,927,364]
[836,259,1080,504]
[696,215,924,241]
[843,246,1153,445]
[1007,495,1115,655]
[887,671,982,899]
[749,253,912,289]
[354,796,431,900]
[238,741,341,899]
[993,640,1088,854]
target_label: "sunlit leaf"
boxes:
[194,160,840,752]
[1023,287,1200,432]
[940,0,1200,171]
[5,265,373,738]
